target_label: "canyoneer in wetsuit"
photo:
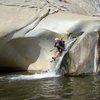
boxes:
[50,37,65,62]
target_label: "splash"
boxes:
[7,72,60,80]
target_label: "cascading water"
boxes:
[94,44,97,72]
[48,38,76,74]
[5,38,76,80]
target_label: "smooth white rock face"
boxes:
[0,0,100,74]
[0,5,37,37]
[68,31,98,75]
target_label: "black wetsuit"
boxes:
[54,40,65,53]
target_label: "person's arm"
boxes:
[50,48,55,52]
[50,42,56,52]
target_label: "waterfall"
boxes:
[5,38,76,80]
[48,38,76,74]
[94,44,97,73]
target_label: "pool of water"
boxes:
[0,72,100,100]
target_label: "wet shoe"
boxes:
[50,57,56,62]
[50,60,53,63]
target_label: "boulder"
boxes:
[67,31,98,75]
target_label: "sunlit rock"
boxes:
[0,0,100,75]
[68,31,98,75]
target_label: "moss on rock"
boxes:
[57,52,71,75]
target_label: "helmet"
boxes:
[55,38,59,41]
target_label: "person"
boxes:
[50,37,65,62]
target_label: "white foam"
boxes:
[7,72,60,80]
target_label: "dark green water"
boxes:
[0,72,100,100]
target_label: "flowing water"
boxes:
[0,72,100,100]
[0,38,99,100]
[48,38,76,74]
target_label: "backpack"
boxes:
[59,40,65,48]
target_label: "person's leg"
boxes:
[51,48,63,62]
[55,48,63,58]
[52,51,59,60]
[55,51,60,58]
